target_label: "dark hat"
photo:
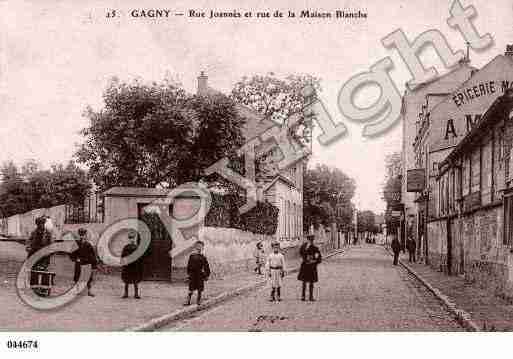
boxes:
[35,216,46,226]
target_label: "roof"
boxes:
[262,174,297,192]
[406,62,475,93]
[428,55,513,116]
[198,84,279,142]
[103,187,170,197]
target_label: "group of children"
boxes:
[184,235,322,305]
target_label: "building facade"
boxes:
[405,46,513,298]
[434,89,513,297]
[401,62,474,256]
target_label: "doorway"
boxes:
[138,203,173,281]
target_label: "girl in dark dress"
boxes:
[298,235,322,301]
[121,232,144,299]
[184,240,210,306]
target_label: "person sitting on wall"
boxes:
[26,216,53,296]
[70,228,98,297]
[298,235,322,301]
[184,240,210,306]
[121,231,144,299]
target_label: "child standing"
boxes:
[266,241,286,302]
[253,242,265,275]
[184,240,211,306]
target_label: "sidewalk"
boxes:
[396,251,513,331]
[2,241,340,331]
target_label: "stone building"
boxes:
[408,48,513,264]
[434,89,513,298]
[401,62,474,257]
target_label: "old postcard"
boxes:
[1,0,512,356]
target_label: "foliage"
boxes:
[230,72,321,148]
[382,151,403,227]
[0,160,90,217]
[357,210,378,233]
[303,164,356,231]
[140,211,172,242]
[205,193,279,235]
[75,78,246,191]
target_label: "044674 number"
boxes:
[6,340,39,350]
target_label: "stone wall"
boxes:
[428,205,513,298]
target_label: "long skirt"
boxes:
[269,268,283,288]
[297,263,318,283]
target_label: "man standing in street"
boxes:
[298,235,322,301]
[391,236,401,266]
[70,228,98,297]
[406,236,416,263]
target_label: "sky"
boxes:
[1,0,512,213]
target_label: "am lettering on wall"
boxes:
[429,55,513,152]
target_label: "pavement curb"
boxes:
[125,248,346,331]
[383,246,480,332]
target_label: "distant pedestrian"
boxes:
[406,237,416,263]
[266,241,286,302]
[121,231,144,299]
[184,240,210,306]
[298,235,322,301]
[253,242,265,275]
[70,228,98,297]
[391,237,401,266]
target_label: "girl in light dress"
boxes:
[266,241,286,302]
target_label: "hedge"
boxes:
[205,193,278,235]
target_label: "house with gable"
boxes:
[196,72,305,246]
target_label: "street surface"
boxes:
[163,245,464,331]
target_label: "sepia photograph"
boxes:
[1,0,512,357]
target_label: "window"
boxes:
[504,195,513,245]
[481,138,493,204]
[495,127,504,199]
[471,148,480,194]
[462,156,470,196]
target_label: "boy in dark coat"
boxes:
[70,228,98,297]
[184,240,210,306]
[121,231,144,299]
[391,237,401,265]
[298,235,322,301]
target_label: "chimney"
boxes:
[506,45,513,57]
[197,71,208,95]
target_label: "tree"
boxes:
[382,151,403,230]
[357,210,376,234]
[0,160,90,217]
[230,73,321,148]
[303,164,356,231]
[75,79,246,190]
[0,162,27,216]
